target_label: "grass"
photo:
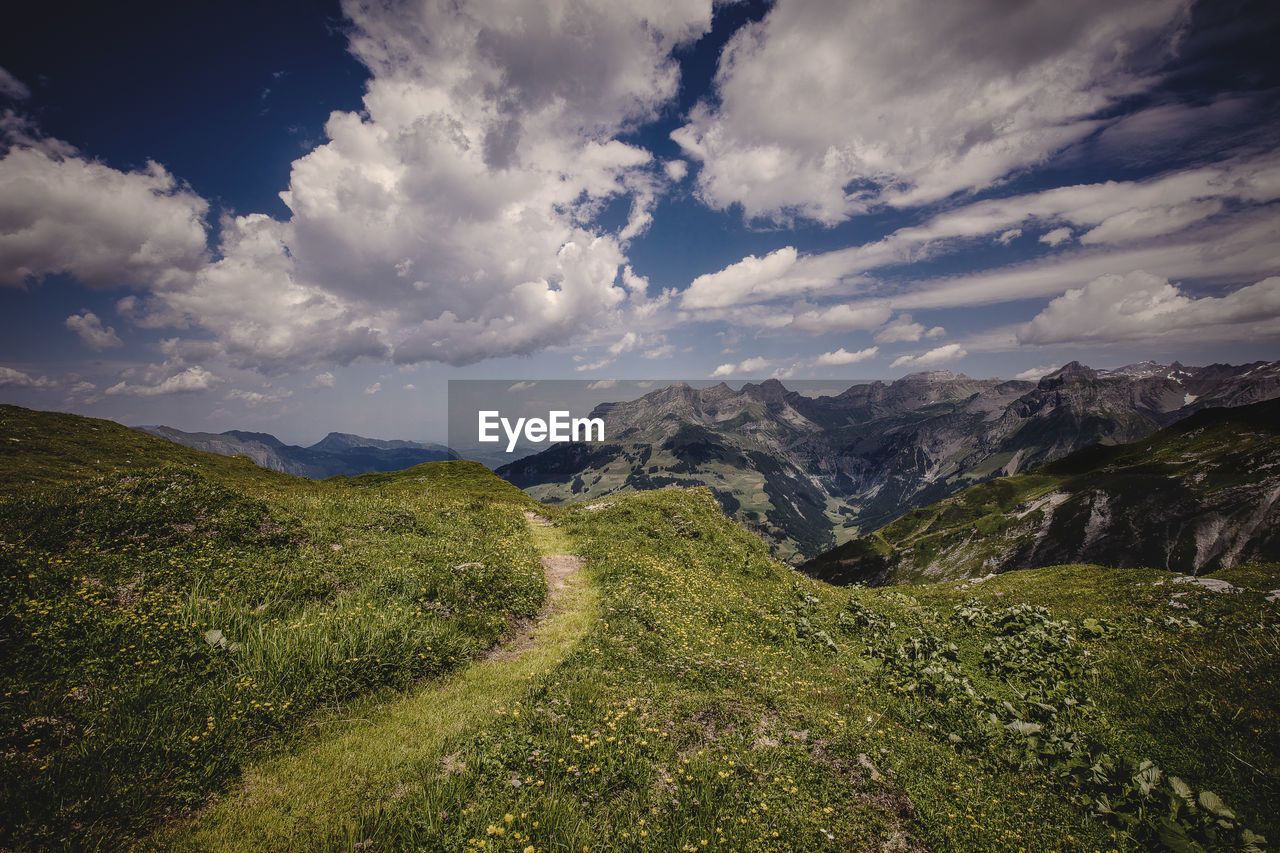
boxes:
[166,488,1278,852]
[160,512,598,851]
[0,406,546,849]
[2,403,1277,852]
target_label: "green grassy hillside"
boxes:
[803,398,1280,586]
[0,405,546,849]
[2,404,1277,852]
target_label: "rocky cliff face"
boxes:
[801,397,1280,585]
[139,426,455,478]
[497,360,1280,561]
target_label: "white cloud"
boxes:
[664,160,689,181]
[890,344,967,369]
[643,343,676,359]
[789,302,892,334]
[0,67,30,100]
[813,346,878,367]
[682,247,799,309]
[65,311,122,350]
[673,0,1189,224]
[227,387,293,407]
[874,314,925,343]
[145,214,387,371]
[309,371,336,389]
[105,365,220,396]
[711,356,771,377]
[364,381,382,395]
[925,326,946,339]
[0,365,52,388]
[586,379,617,390]
[675,153,1280,319]
[5,2,714,373]
[609,332,639,356]
[506,381,537,392]
[0,137,209,289]
[1014,365,1059,381]
[402,383,415,391]
[1018,271,1280,345]
[266,0,713,367]
[1039,227,1073,247]
[996,228,1022,246]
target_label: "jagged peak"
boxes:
[1041,361,1098,384]
[740,377,791,402]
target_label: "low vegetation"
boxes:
[1,404,1277,851]
[0,406,544,849]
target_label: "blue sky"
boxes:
[2,0,1278,444]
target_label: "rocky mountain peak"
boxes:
[1040,361,1098,387]
[740,378,791,406]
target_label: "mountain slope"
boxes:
[3,404,1277,852]
[498,361,1280,561]
[0,404,541,849]
[168,488,1279,853]
[802,397,1280,586]
[139,425,455,478]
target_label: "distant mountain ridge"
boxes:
[497,360,1280,561]
[801,396,1280,585]
[138,425,455,478]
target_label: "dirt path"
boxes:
[159,509,593,852]
[485,512,583,661]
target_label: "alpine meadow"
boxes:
[1,403,1277,852]
[4,0,1280,851]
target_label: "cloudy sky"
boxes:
[2,0,1278,443]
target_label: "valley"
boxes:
[497,361,1280,563]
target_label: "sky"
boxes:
[2,0,1279,445]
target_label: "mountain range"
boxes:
[802,396,1280,585]
[138,425,455,479]
[496,360,1280,561]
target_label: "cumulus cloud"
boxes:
[309,371,336,389]
[813,346,878,366]
[586,379,617,390]
[996,228,1022,246]
[1018,271,1280,345]
[65,311,122,350]
[643,343,675,359]
[105,365,220,396]
[789,302,892,334]
[673,0,1189,224]
[664,160,689,182]
[262,0,713,367]
[711,356,771,377]
[875,314,925,344]
[0,132,209,290]
[1015,365,1060,381]
[364,381,382,395]
[4,2,714,372]
[682,247,799,309]
[506,381,537,392]
[0,365,53,388]
[890,344,967,369]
